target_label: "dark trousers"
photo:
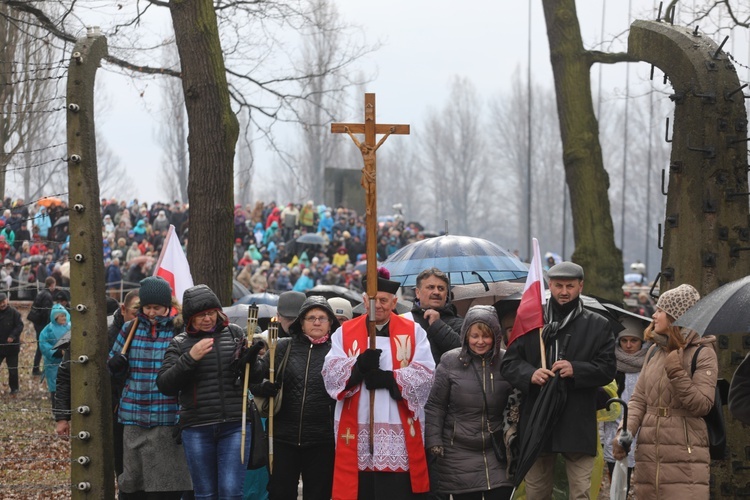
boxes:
[0,344,19,391]
[33,323,44,372]
[268,441,334,500]
[358,471,429,500]
[426,447,448,500]
[452,487,513,500]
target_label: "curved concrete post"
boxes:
[629,20,749,294]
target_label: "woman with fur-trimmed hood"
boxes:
[425,305,514,499]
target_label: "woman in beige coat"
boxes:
[613,284,717,499]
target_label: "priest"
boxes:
[323,267,435,500]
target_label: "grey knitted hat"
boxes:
[656,283,700,321]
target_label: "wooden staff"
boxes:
[267,319,280,473]
[538,328,547,370]
[241,304,259,463]
[120,317,140,355]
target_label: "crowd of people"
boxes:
[1,194,749,499]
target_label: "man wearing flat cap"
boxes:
[501,261,616,499]
[323,267,435,499]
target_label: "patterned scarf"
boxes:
[542,297,584,343]
[615,345,647,373]
[304,333,329,345]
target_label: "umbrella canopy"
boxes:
[513,334,572,487]
[306,284,363,306]
[382,235,528,287]
[236,291,280,306]
[223,303,277,333]
[53,215,69,227]
[296,233,327,245]
[37,197,63,208]
[450,280,524,316]
[673,275,750,335]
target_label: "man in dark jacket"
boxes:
[0,292,24,394]
[405,268,462,365]
[29,276,56,374]
[500,262,616,500]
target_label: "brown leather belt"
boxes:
[646,406,693,417]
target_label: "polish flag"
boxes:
[507,238,546,347]
[153,225,193,304]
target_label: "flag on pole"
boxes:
[507,238,546,347]
[153,225,193,304]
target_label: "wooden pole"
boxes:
[267,320,279,473]
[241,305,259,463]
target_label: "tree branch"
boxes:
[587,50,638,66]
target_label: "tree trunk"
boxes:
[169,0,239,305]
[542,0,623,301]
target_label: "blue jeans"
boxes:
[182,421,251,499]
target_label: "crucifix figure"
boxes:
[331,93,409,453]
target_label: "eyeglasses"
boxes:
[195,310,218,319]
[304,316,330,324]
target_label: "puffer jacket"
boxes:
[424,306,513,494]
[157,285,247,429]
[626,331,717,499]
[250,296,340,447]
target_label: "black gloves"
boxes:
[107,353,129,375]
[252,380,281,398]
[238,342,264,367]
[365,369,402,401]
[355,349,382,374]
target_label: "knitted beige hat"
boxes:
[656,283,700,320]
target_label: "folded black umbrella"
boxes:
[513,334,571,487]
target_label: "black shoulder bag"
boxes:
[691,346,727,460]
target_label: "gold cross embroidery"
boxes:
[341,427,356,446]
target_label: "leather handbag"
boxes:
[254,342,291,418]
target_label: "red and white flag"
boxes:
[153,225,193,304]
[507,238,546,347]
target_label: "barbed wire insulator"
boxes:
[74,253,85,263]
[77,482,91,491]
[69,154,81,163]
[68,103,80,112]
[75,304,88,313]
[78,355,89,364]
[76,456,91,466]
[73,203,85,213]
[76,405,90,415]
[77,431,91,441]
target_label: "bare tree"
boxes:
[418,77,494,237]
[234,108,254,207]
[292,0,371,202]
[158,43,189,204]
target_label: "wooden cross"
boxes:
[341,427,356,446]
[332,93,409,454]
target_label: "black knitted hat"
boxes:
[138,276,173,308]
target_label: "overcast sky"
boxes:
[80,0,748,204]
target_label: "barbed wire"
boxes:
[6,143,66,156]
[10,95,65,106]
[0,484,72,493]
[1,157,65,172]
[0,73,67,85]
[3,105,66,115]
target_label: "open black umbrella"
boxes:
[513,334,572,487]
[673,275,750,335]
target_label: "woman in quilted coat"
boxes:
[613,284,717,499]
[157,284,261,499]
[424,305,514,500]
[249,296,340,500]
